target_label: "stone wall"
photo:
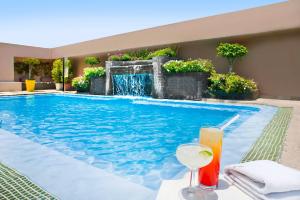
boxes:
[102,57,210,100]
[22,82,55,90]
[164,72,209,100]
[152,56,174,98]
[90,77,106,95]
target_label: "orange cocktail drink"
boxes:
[198,127,223,188]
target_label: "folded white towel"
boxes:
[224,160,300,200]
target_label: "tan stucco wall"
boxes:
[236,30,300,99]
[0,43,51,81]
[70,55,108,78]
[51,0,300,58]
[176,29,300,99]
[0,82,22,91]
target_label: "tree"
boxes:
[22,58,40,80]
[84,56,100,67]
[51,58,73,83]
[216,43,248,73]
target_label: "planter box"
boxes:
[90,77,106,95]
[164,72,210,100]
[22,82,55,90]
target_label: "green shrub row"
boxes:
[163,59,215,74]
[208,73,257,99]
[108,54,132,61]
[108,48,176,61]
[147,48,177,59]
[72,67,105,92]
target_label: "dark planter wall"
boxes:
[90,77,106,95]
[164,72,210,100]
[103,57,210,100]
[22,82,55,90]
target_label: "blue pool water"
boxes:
[0,94,261,189]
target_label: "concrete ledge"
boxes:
[0,129,155,200]
[156,173,251,200]
[0,82,22,92]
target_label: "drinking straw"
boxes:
[220,114,240,130]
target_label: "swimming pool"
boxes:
[0,94,276,190]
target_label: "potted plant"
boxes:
[71,76,89,92]
[51,58,72,90]
[216,43,248,73]
[22,58,40,92]
[83,67,106,94]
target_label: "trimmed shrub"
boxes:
[128,49,150,60]
[163,59,215,74]
[108,53,132,61]
[120,53,131,61]
[216,43,248,72]
[22,58,40,80]
[71,76,89,92]
[108,55,121,61]
[147,48,176,59]
[51,58,73,83]
[84,56,100,67]
[83,67,105,80]
[108,48,176,61]
[208,73,257,99]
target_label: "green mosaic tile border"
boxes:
[242,107,292,162]
[0,162,56,200]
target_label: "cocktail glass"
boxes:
[198,127,223,189]
[176,143,213,200]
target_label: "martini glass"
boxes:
[176,143,213,200]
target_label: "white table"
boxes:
[156,174,252,200]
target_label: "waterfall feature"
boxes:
[112,73,153,96]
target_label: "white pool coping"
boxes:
[0,129,156,200]
[156,173,252,200]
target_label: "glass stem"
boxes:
[188,170,196,192]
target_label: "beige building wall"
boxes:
[236,29,300,99]
[51,0,300,58]
[71,55,108,78]
[0,43,51,81]
[177,29,300,99]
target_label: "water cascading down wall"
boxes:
[105,60,153,96]
[105,56,209,99]
[105,57,171,97]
